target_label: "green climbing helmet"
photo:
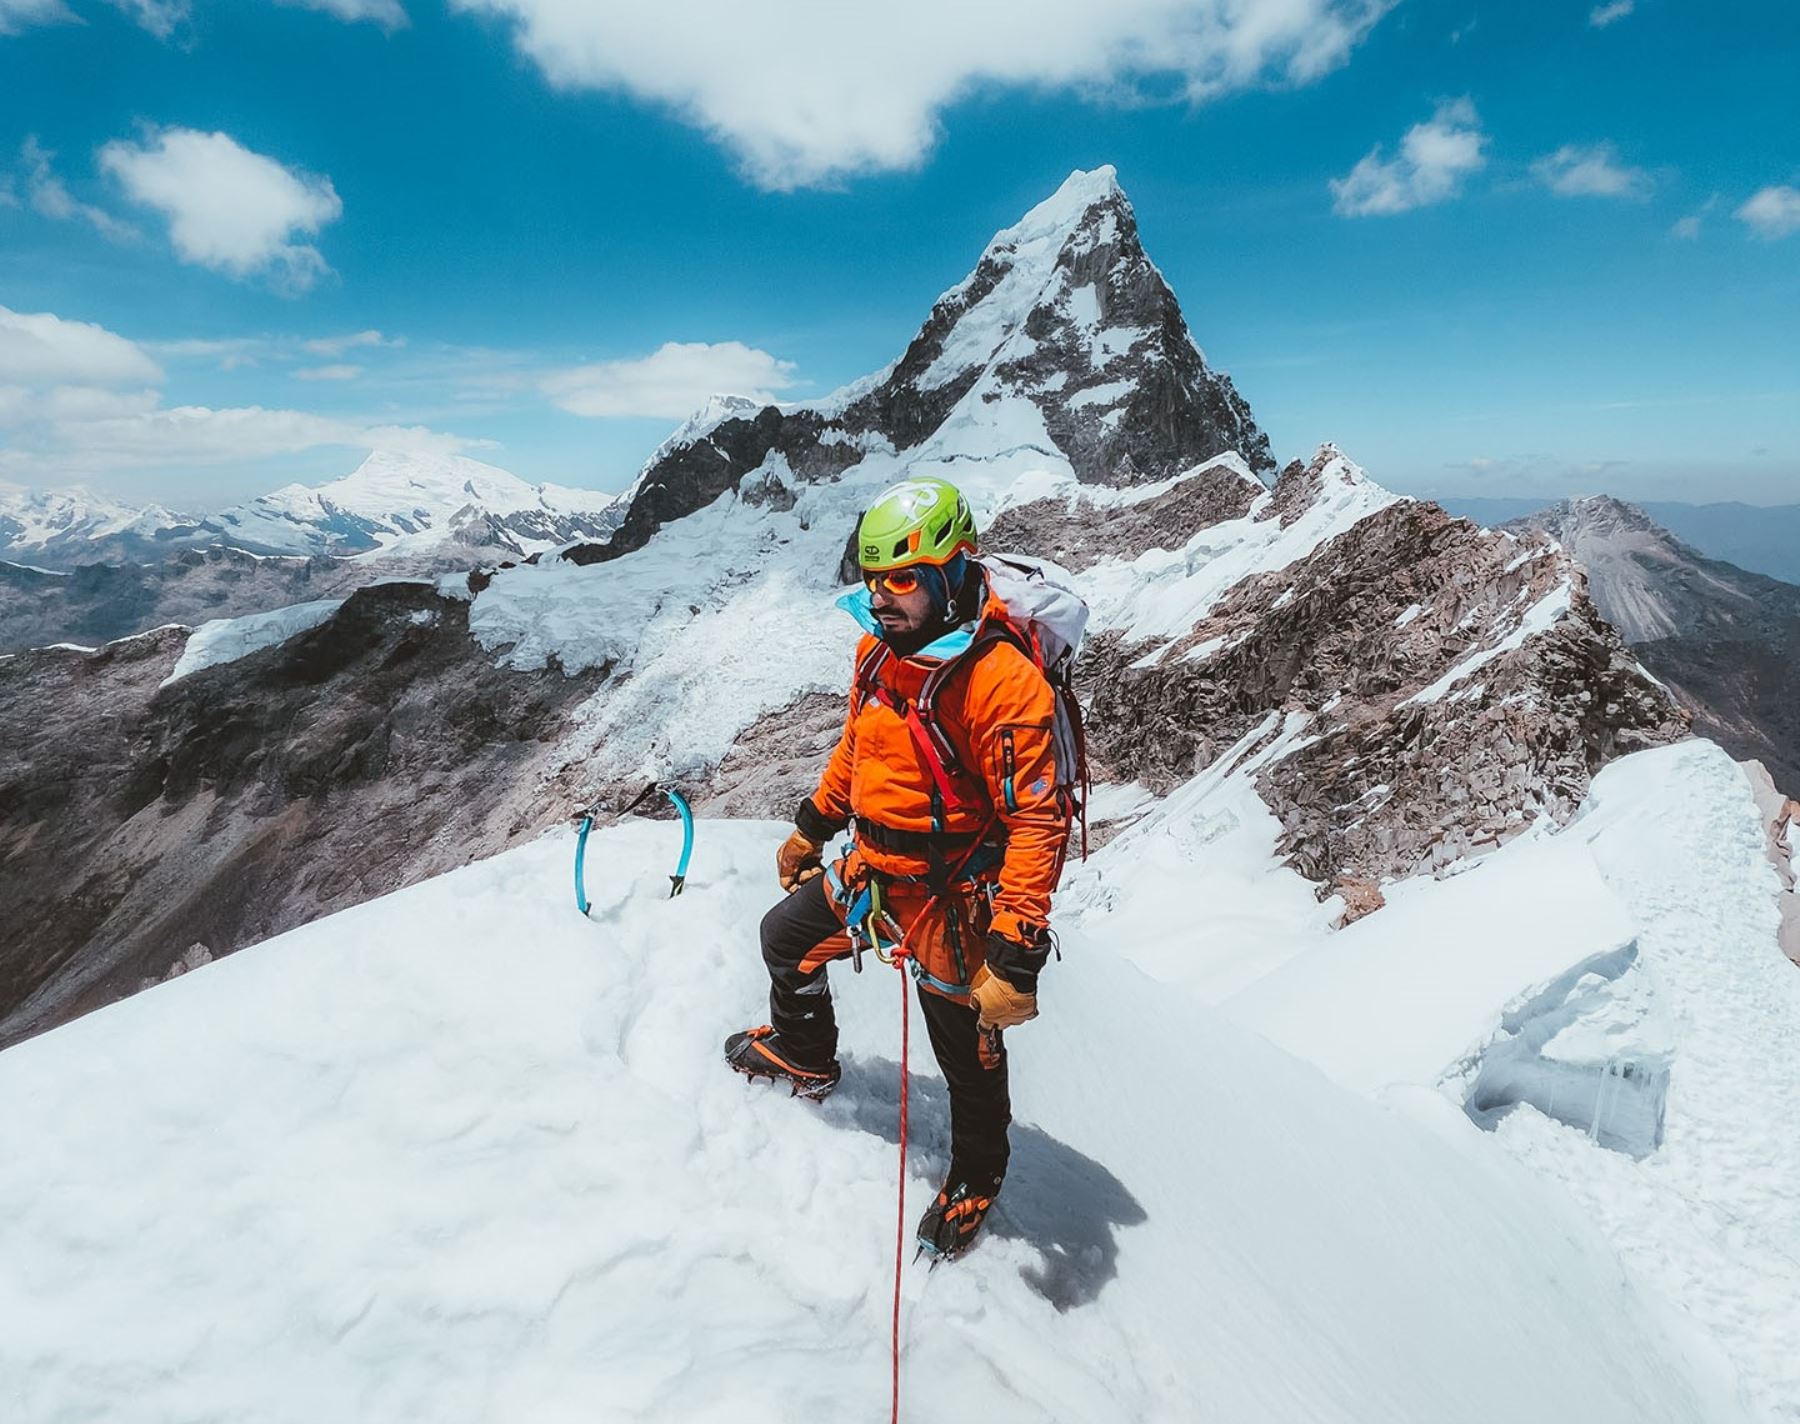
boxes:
[857,476,979,571]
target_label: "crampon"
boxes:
[723,1026,842,1102]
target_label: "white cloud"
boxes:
[100,127,343,292]
[1670,195,1717,241]
[106,0,187,38]
[0,305,164,386]
[149,336,269,370]
[19,138,138,241]
[294,363,364,381]
[302,328,398,357]
[1588,0,1633,27]
[450,0,1394,189]
[0,0,73,34]
[277,0,407,26]
[542,341,798,419]
[40,406,477,466]
[0,395,485,480]
[0,305,482,482]
[1531,142,1652,199]
[1329,97,1486,217]
[1736,185,1800,240]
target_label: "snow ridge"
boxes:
[0,813,1751,1424]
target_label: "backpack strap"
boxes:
[851,639,892,714]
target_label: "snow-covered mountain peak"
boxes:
[0,484,191,560]
[200,450,619,562]
[646,394,766,469]
[596,166,1273,562]
[946,164,1130,311]
[1002,163,1123,241]
[263,449,540,522]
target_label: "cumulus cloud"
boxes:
[100,127,343,292]
[294,363,363,381]
[0,304,164,386]
[1329,97,1486,217]
[1531,142,1652,199]
[18,138,138,241]
[1736,185,1800,240]
[0,0,74,34]
[1588,1,1633,27]
[543,340,798,419]
[450,0,1393,189]
[278,0,407,26]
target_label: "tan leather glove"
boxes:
[970,963,1037,1031]
[776,829,825,893]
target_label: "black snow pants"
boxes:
[759,874,1011,1177]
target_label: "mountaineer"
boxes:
[725,475,1086,1261]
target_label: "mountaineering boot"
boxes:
[916,1162,1005,1262]
[724,1026,842,1102]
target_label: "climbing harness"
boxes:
[572,782,695,915]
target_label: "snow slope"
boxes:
[0,816,1749,1424]
[1228,741,1800,1422]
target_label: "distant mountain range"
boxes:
[1443,496,1800,586]
[0,452,630,651]
[0,450,624,571]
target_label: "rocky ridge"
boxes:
[1504,495,1800,795]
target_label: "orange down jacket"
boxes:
[806,581,1070,976]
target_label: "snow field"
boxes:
[1228,741,1800,1421]
[0,813,1751,1423]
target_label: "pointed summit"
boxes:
[604,166,1271,558]
[991,164,1125,251]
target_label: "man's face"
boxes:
[868,570,935,636]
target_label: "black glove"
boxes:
[983,929,1052,995]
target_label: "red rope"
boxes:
[891,947,910,1424]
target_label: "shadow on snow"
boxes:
[828,1053,1147,1313]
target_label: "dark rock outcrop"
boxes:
[1,546,370,653]
[984,454,1263,572]
[0,582,605,1048]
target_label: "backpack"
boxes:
[852,553,1093,862]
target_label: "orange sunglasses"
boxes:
[864,567,924,595]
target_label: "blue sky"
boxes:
[0,0,1796,510]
